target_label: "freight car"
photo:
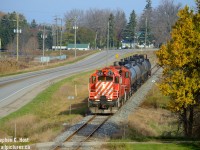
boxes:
[88,54,151,114]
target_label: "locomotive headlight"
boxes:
[108,95,112,99]
[94,96,98,99]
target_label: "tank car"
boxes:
[88,54,151,114]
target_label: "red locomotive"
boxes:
[88,54,151,114]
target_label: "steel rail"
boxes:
[51,115,96,150]
[75,115,112,150]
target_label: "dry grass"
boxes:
[124,84,177,140]
[0,58,28,74]
[111,81,177,141]
[3,115,39,138]
[0,71,91,143]
[141,84,169,109]
[0,50,97,76]
[0,50,160,143]
[31,129,56,142]
[128,107,177,137]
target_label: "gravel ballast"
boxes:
[93,67,163,140]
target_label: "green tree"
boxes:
[0,12,28,51]
[45,26,53,49]
[114,10,127,49]
[138,0,153,45]
[122,10,137,46]
[30,19,37,28]
[156,6,200,137]
[37,25,53,50]
[0,13,16,48]
[63,19,74,45]
[37,31,43,50]
[109,13,115,48]
[145,0,152,10]
[196,0,200,13]
[77,27,95,47]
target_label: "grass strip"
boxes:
[104,142,200,150]
[0,70,93,142]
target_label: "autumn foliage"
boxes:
[156,6,200,137]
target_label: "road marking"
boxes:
[0,68,91,103]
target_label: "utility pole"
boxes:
[16,13,19,61]
[95,30,97,50]
[54,16,58,51]
[41,25,47,64]
[73,17,78,58]
[57,18,63,59]
[52,25,55,50]
[60,19,62,58]
[106,20,110,66]
[13,13,21,61]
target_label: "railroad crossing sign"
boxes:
[67,96,74,115]
[67,96,74,100]
[115,53,119,59]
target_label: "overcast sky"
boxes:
[0,0,196,24]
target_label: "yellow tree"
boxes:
[156,6,200,137]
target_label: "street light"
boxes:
[41,25,47,65]
[73,17,78,58]
[56,18,63,59]
[95,30,98,50]
[12,13,22,61]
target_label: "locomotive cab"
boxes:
[88,54,151,114]
[89,69,117,112]
[88,66,130,114]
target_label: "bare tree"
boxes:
[114,9,127,48]
[151,0,181,46]
[84,8,112,48]
[64,9,85,26]
[63,8,126,49]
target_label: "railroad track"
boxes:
[51,115,111,150]
[151,64,161,76]
[50,64,161,150]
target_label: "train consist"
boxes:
[88,54,151,114]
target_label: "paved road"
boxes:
[0,49,157,118]
[0,50,136,118]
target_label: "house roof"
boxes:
[67,44,89,49]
